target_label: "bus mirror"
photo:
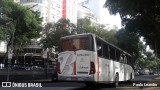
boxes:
[97,46,101,51]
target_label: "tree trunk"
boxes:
[3,35,13,63]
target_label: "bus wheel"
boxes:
[114,74,119,87]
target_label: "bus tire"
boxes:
[114,73,119,87]
[127,73,132,83]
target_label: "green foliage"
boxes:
[115,28,148,66]
[104,0,160,57]
[77,18,118,45]
[77,18,96,33]
[0,0,42,62]
[0,0,42,45]
[41,19,76,49]
[98,29,118,45]
[135,50,159,69]
[0,26,5,40]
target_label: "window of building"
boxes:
[36,49,41,53]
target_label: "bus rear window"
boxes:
[61,37,91,51]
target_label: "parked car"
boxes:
[11,65,25,70]
[149,70,154,75]
[31,66,44,70]
[144,68,150,75]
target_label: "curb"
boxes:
[154,77,160,80]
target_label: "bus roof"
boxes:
[61,33,131,57]
[61,33,94,39]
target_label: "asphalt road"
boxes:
[1,75,160,90]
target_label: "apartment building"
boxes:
[77,4,99,25]
[62,0,77,24]
[19,0,62,25]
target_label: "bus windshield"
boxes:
[61,37,92,51]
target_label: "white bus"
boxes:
[57,33,134,87]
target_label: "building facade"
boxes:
[16,40,44,65]
[49,0,62,23]
[77,5,99,25]
[16,0,78,25]
[62,0,77,24]
[0,42,7,62]
[79,0,106,24]
[19,0,62,25]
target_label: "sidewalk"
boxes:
[150,75,160,84]
[0,69,47,82]
[154,76,160,80]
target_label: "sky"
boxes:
[100,5,121,29]
[78,0,122,29]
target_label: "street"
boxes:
[1,75,160,90]
[39,75,160,90]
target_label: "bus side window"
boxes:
[102,44,109,59]
[96,39,102,57]
[124,56,127,64]
[119,55,123,63]
[127,56,131,65]
[116,50,120,62]
[120,54,124,63]
[109,46,116,60]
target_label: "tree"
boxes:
[77,18,118,45]
[41,19,76,49]
[0,0,42,62]
[40,22,55,48]
[77,18,96,34]
[115,28,147,67]
[104,0,160,57]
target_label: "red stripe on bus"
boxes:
[97,57,100,81]
[74,61,77,80]
[74,61,76,75]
